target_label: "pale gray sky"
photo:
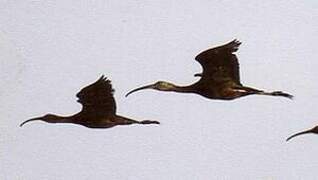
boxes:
[1,0,318,179]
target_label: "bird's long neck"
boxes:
[167,83,196,93]
[52,115,75,123]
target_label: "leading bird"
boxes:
[20,75,159,128]
[126,39,293,100]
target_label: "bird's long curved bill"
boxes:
[286,129,313,141]
[20,117,43,127]
[125,84,155,97]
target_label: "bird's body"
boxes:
[126,39,293,100]
[20,76,159,128]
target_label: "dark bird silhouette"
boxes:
[126,39,293,100]
[20,75,159,128]
[286,126,318,141]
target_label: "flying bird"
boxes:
[286,126,318,141]
[20,75,159,128]
[126,39,293,100]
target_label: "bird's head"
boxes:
[125,81,176,97]
[20,114,62,127]
[286,126,318,141]
[152,81,176,91]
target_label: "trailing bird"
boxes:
[126,39,293,100]
[286,126,318,141]
[20,75,160,128]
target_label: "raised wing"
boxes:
[195,39,242,85]
[76,75,116,116]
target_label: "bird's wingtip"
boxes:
[231,39,241,44]
[98,74,108,82]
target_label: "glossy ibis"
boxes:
[286,126,318,141]
[126,39,293,100]
[20,75,159,128]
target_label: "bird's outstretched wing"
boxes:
[195,39,242,85]
[76,75,116,116]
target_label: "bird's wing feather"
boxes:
[76,75,116,116]
[195,39,242,85]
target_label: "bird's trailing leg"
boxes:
[235,86,293,99]
[128,119,160,125]
[256,91,293,99]
[139,120,160,125]
[117,116,160,126]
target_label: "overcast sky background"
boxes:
[1,1,318,179]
